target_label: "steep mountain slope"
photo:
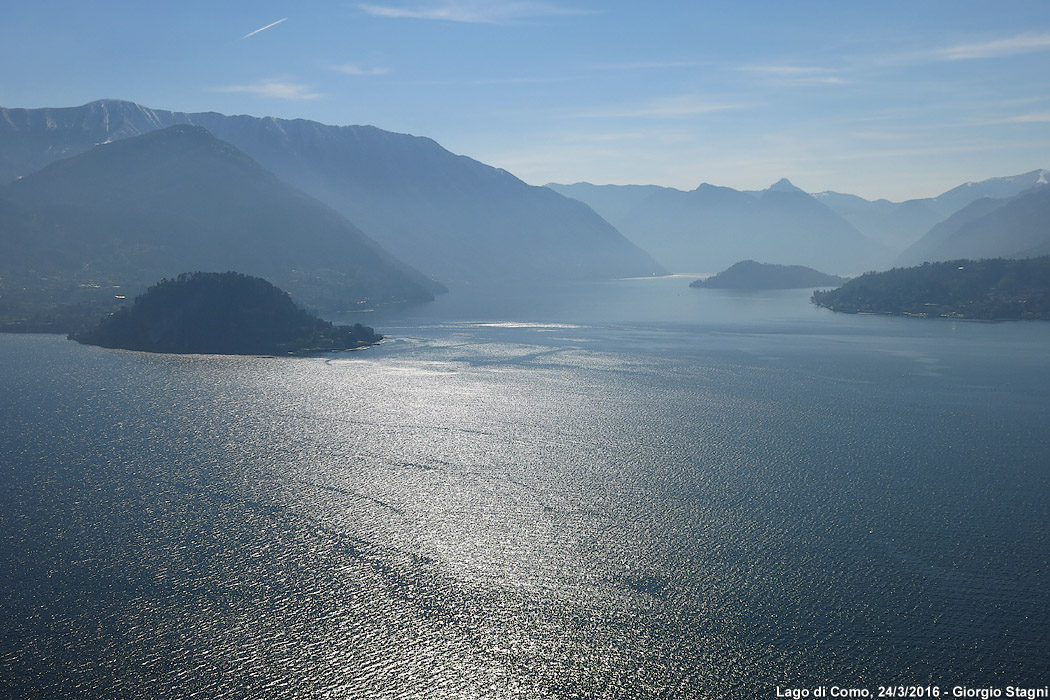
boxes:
[0,100,666,283]
[893,197,1010,266]
[0,125,438,327]
[550,178,887,275]
[545,182,670,229]
[895,187,1050,265]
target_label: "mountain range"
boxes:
[551,170,1050,274]
[0,100,665,284]
[3,98,1047,323]
[548,178,888,275]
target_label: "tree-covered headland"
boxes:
[691,260,848,289]
[70,272,382,355]
[812,257,1050,320]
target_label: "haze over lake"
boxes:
[5,1,1050,694]
[3,277,1048,697]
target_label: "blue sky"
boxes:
[2,1,1049,200]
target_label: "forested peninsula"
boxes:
[691,260,848,289]
[811,257,1050,320]
[70,272,381,355]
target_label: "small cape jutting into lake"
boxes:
[69,271,381,355]
[691,260,849,290]
[812,256,1050,320]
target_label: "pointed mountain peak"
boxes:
[767,178,805,194]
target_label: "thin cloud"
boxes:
[470,75,573,85]
[399,74,574,86]
[589,60,704,71]
[1003,112,1050,124]
[740,64,849,86]
[564,130,653,143]
[966,111,1050,126]
[572,95,750,120]
[358,1,592,24]
[333,64,391,76]
[807,141,1029,162]
[807,77,848,85]
[929,32,1050,60]
[849,130,918,143]
[213,80,323,100]
[242,18,288,39]
[745,65,830,75]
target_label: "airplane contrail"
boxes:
[242,17,288,39]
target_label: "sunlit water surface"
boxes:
[2,277,1048,698]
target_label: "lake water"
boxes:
[2,276,1048,698]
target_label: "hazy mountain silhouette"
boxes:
[0,125,438,326]
[549,178,887,275]
[934,169,1050,211]
[0,100,666,283]
[895,186,1050,266]
[813,169,1050,252]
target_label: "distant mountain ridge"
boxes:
[0,100,666,284]
[812,169,1050,251]
[895,186,1050,266]
[551,169,1050,274]
[548,178,888,275]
